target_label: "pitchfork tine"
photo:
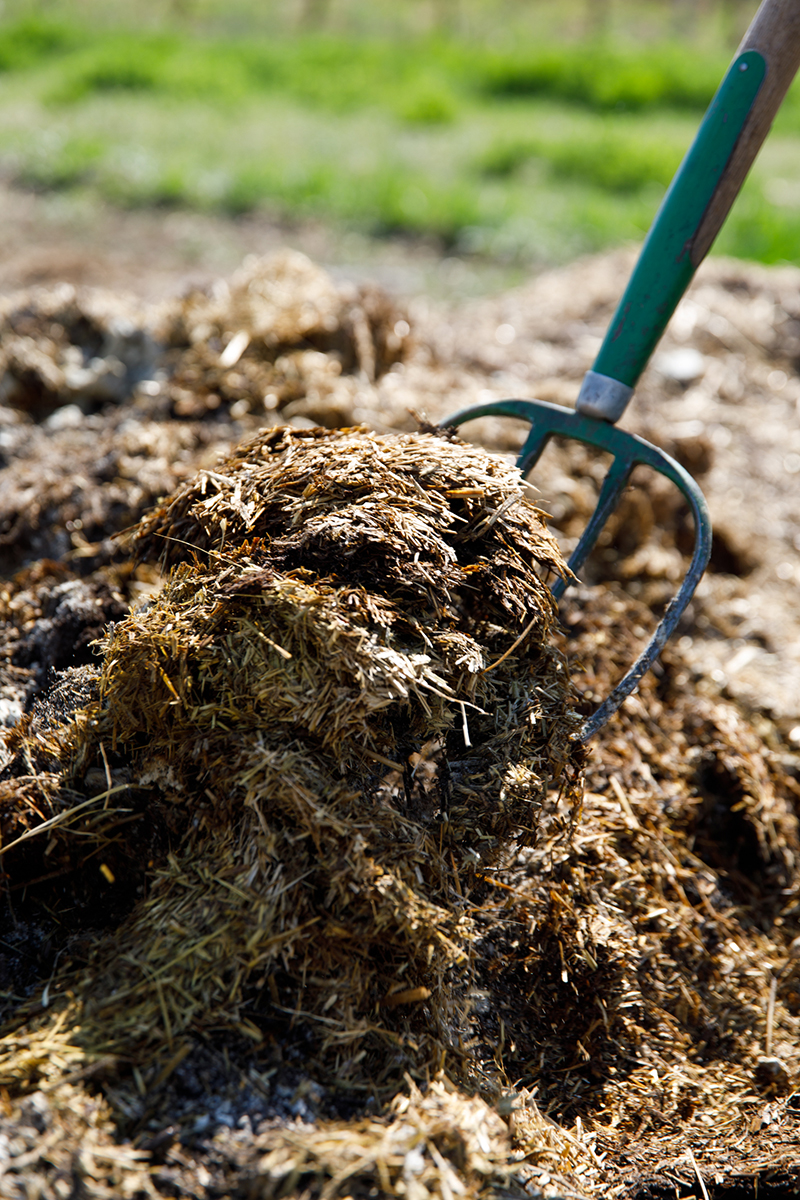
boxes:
[442,0,800,741]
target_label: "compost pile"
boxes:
[1,246,800,1200]
[0,250,406,572]
[2,423,582,1080]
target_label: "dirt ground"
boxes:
[0,180,517,305]
[1,182,800,1200]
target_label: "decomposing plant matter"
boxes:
[0,426,584,1112]
[0,251,409,571]
[3,247,800,1199]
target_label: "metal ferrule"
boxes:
[576,371,634,423]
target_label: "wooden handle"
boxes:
[691,0,800,265]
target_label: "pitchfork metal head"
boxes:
[442,398,712,742]
[440,0,800,739]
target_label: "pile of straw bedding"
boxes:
[0,249,799,1200]
[0,422,586,1196]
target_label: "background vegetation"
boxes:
[2,0,799,267]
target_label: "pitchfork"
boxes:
[445,0,800,740]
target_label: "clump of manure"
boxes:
[1,425,584,1096]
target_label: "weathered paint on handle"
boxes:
[578,0,800,419]
[588,51,764,394]
[694,0,800,263]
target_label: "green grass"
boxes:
[0,16,80,70]
[3,10,800,268]
[478,125,686,193]
[477,43,724,111]
[5,20,734,116]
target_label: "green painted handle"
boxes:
[592,49,765,392]
[578,0,800,422]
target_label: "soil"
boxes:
[0,179,517,304]
[1,182,800,1200]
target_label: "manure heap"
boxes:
[2,249,800,1200]
[0,425,587,1196]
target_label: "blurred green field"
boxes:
[2,1,800,267]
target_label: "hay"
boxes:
[0,251,408,570]
[0,1082,153,1199]
[161,250,406,422]
[232,1076,514,1199]
[0,281,156,419]
[0,426,583,1116]
[3,248,800,1197]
